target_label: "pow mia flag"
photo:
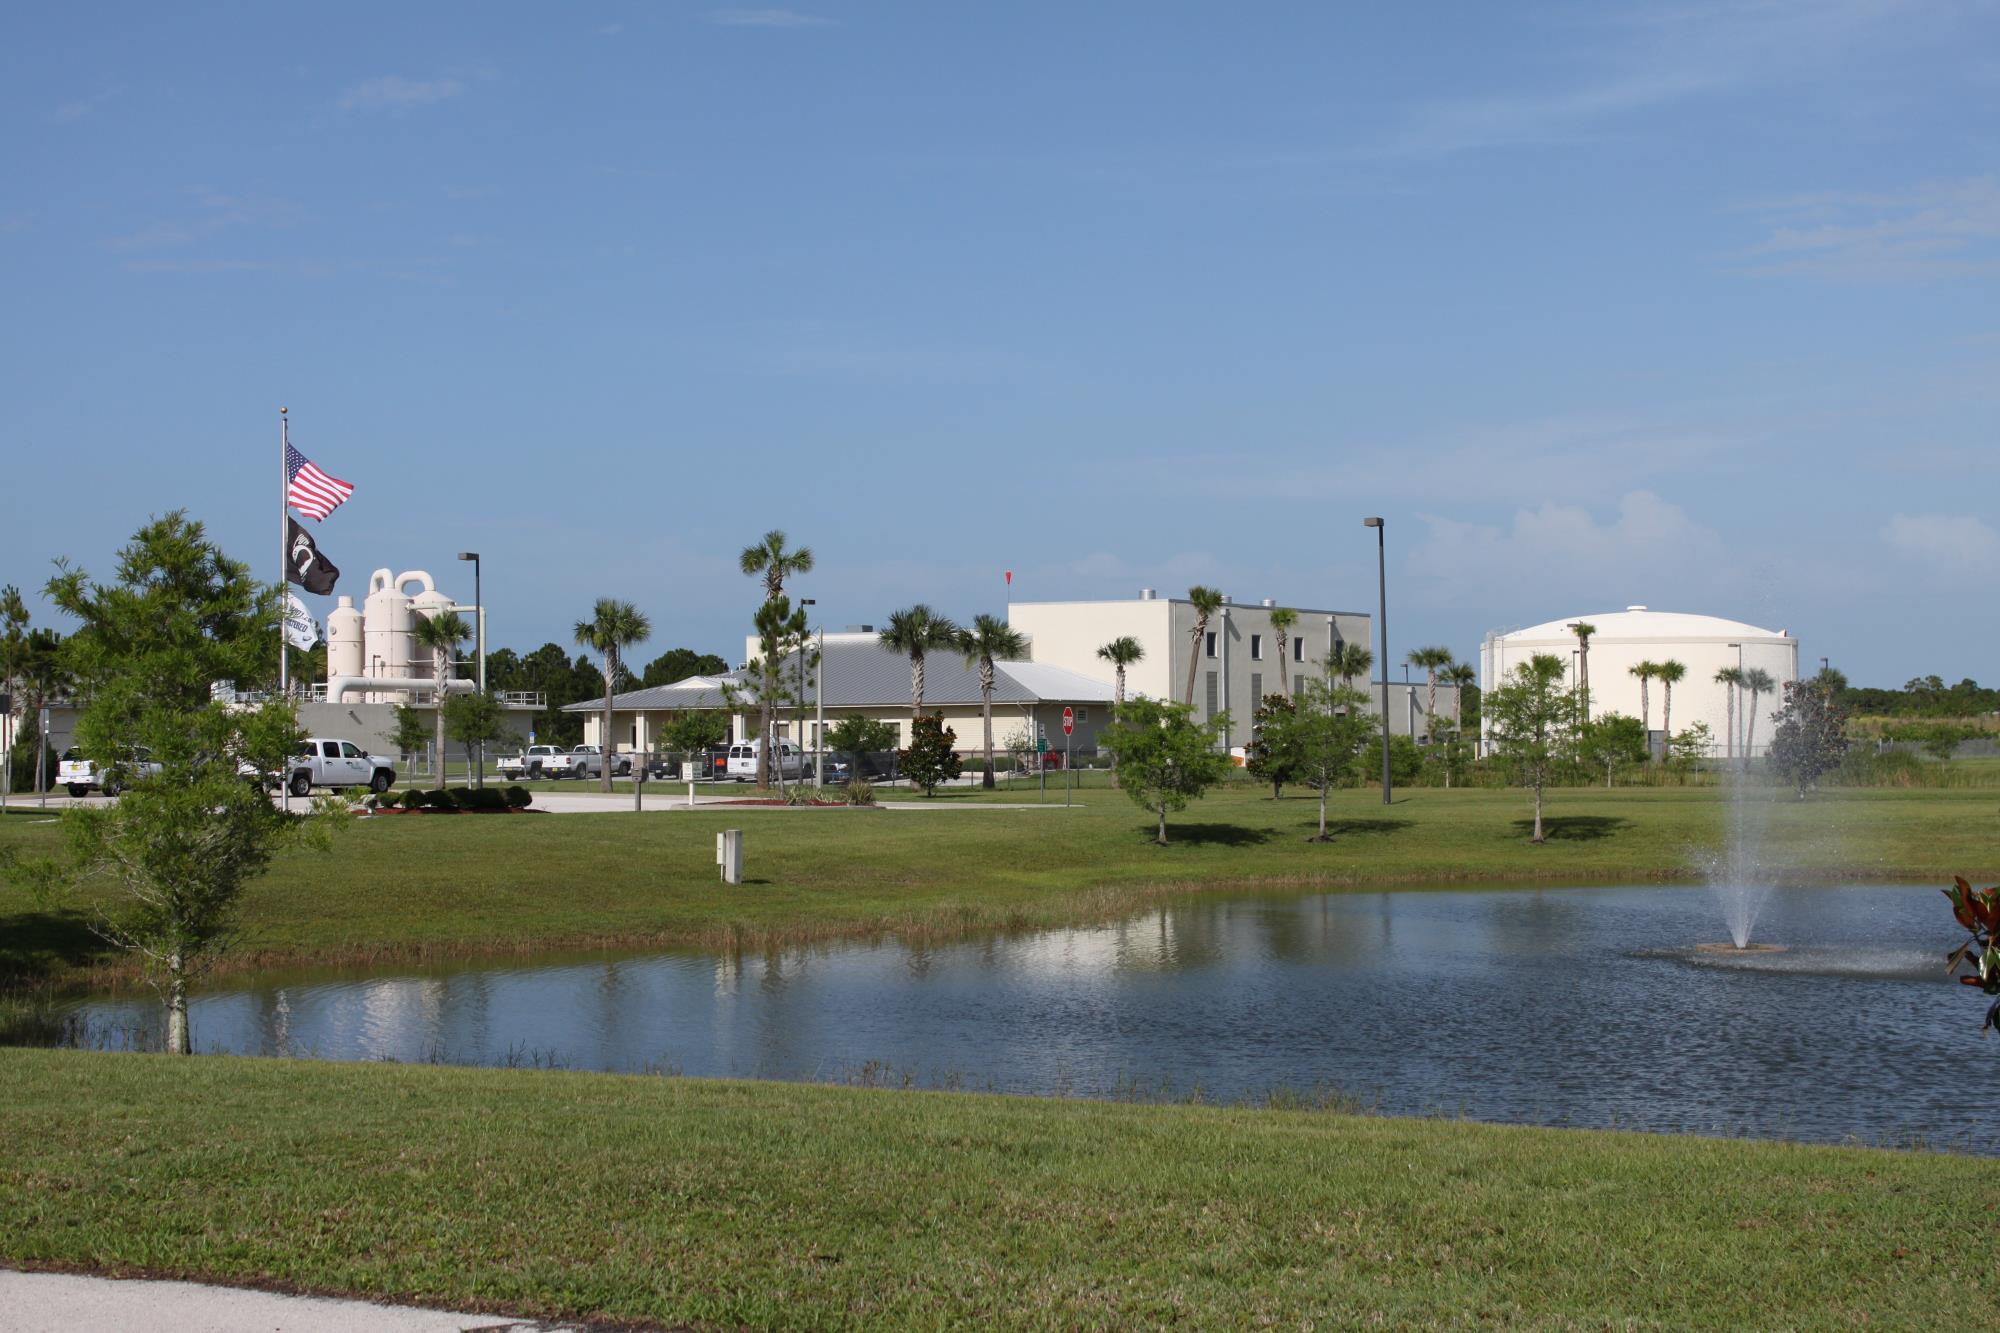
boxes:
[285,516,340,595]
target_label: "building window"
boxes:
[1249,672,1262,705]
[1072,707,1089,723]
[1205,671,1219,719]
[1250,634,1263,660]
[1295,637,1306,662]
[1205,631,1218,658]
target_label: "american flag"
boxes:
[285,443,354,521]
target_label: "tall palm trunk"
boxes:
[1724,689,1735,762]
[979,656,996,789]
[1276,632,1290,695]
[434,645,450,784]
[1661,683,1673,752]
[911,654,925,716]
[1425,669,1438,736]
[1745,687,1761,760]
[166,953,190,1055]
[601,650,617,793]
[1182,622,1205,706]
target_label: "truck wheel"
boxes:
[289,771,312,798]
[528,763,542,778]
[103,779,124,798]
[370,770,392,794]
[66,784,89,798]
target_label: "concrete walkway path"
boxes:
[0,1269,589,1332]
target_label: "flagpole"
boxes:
[279,407,289,699]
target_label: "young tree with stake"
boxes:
[1099,696,1231,845]
[1485,653,1574,844]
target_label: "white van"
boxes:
[725,739,806,782]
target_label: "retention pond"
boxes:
[53,883,1999,1151]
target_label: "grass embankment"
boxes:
[3,1048,1993,1329]
[3,785,1993,989]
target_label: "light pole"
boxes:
[1363,517,1390,805]
[1729,641,1744,765]
[457,552,483,786]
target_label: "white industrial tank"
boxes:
[363,569,414,683]
[406,574,454,681]
[327,596,364,680]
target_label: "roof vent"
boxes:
[1140,588,1156,600]
[1261,598,1276,607]
[842,624,875,634]
[1626,605,1648,612]
[1221,594,1233,604]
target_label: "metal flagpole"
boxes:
[279,407,290,699]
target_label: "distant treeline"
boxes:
[1835,673,2000,719]
[483,644,727,746]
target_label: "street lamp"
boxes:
[1363,517,1390,805]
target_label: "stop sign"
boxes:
[1062,706,1074,735]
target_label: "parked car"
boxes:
[497,745,571,780]
[242,738,397,797]
[58,746,163,798]
[725,739,807,782]
[568,744,633,779]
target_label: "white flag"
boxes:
[283,591,320,652]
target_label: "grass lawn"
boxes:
[3,783,1994,989]
[2,1047,1992,1329]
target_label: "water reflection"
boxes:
[49,884,1998,1152]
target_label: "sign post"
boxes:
[1062,707,1074,808]
[1037,728,1048,802]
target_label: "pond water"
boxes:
[53,883,1999,1151]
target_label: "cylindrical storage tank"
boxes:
[1479,608,1799,759]
[327,596,364,681]
[363,568,413,682]
[405,573,452,680]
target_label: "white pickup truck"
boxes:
[58,746,164,798]
[242,738,398,798]
[568,744,633,779]
[497,745,575,780]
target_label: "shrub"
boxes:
[783,784,816,806]
[842,778,875,806]
[397,789,426,810]
[424,789,456,812]
[502,785,531,809]
[446,786,479,812]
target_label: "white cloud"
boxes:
[709,8,834,28]
[1881,512,2000,570]
[1406,491,1735,613]
[1732,177,2000,282]
[338,74,466,112]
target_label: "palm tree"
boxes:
[1567,621,1597,722]
[1655,659,1686,753]
[1629,660,1658,734]
[1406,646,1454,741]
[1096,636,1144,708]
[1713,665,1744,763]
[1328,640,1373,692]
[411,609,471,786]
[574,598,652,792]
[1182,586,1225,707]
[1268,607,1298,695]
[739,531,813,789]
[880,604,961,717]
[959,615,1028,789]
[1442,662,1476,729]
[1741,667,1776,761]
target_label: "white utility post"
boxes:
[814,624,825,788]
[716,829,743,884]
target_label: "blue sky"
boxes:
[5,1,1997,684]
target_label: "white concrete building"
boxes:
[1479,607,1799,758]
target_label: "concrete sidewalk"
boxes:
[0,1269,590,1332]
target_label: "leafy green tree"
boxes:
[1099,696,1232,845]
[900,712,962,796]
[1485,653,1574,843]
[574,598,652,793]
[1,585,29,796]
[1263,677,1372,839]
[640,648,729,688]
[389,702,429,763]
[1767,678,1848,798]
[740,530,813,788]
[1268,608,1298,695]
[660,712,728,772]
[1667,721,1713,782]
[1327,640,1373,691]
[412,610,471,785]
[1575,713,1648,788]
[20,512,333,1054]
[880,604,961,716]
[443,690,514,783]
[1904,722,1977,763]
[1096,636,1144,707]
[958,614,1027,789]
[1406,645,1454,739]
[827,715,898,781]
[1181,586,1225,706]
[1244,693,1300,798]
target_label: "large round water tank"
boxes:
[327,596,364,680]
[363,568,413,679]
[405,573,453,680]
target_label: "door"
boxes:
[339,741,370,784]
[318,741,343,785]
